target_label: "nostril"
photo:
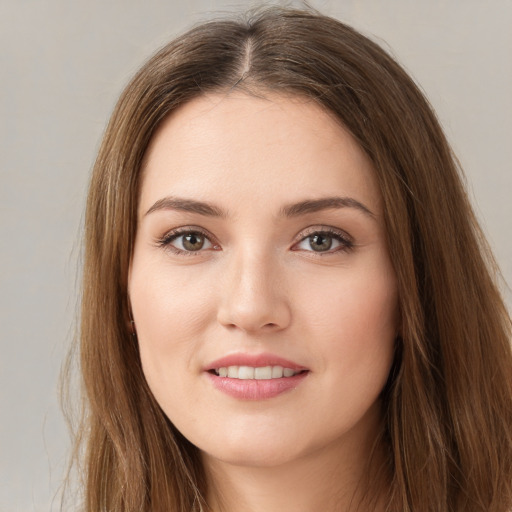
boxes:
[217,294,291,333]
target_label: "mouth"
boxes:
[209,365,306,379]
[205,353,310,400]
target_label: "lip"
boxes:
[205,352,307,372]
[204,352,309,400]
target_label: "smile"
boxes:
[213,365,302,379]
[205,354,309,400]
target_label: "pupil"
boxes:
[310,234,332,252]
[183,233,204,251]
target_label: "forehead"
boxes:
[139,92,381,215]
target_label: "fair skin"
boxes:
[129,92,398,512]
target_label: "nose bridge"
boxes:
[217,244,290,333]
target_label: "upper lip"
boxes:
[205,352,307,372]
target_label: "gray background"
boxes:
[1,1,510,510]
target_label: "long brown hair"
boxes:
[68,7,512,511]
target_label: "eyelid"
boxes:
[291,225,354,253]
[296,225,353,240]
[156,226,220,255]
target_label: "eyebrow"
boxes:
[280,197,375,218]
[145,197,227,217]
[145,195,374,219]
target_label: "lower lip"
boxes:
[206,371,309,400]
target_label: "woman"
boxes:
[71,7,512,512]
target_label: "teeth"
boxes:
[215,365,301,379]
[254,366,272,379]
[272,365,284,378]
[238,366,254,380]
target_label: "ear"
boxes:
[126,290,137,337]
[126,261,137,337]
[126,312,137,338]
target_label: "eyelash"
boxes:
[156,227,218,256]
[156,226,354,256]
[292,227,354,255]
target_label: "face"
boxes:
[129,92,398,469]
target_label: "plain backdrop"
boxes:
[1,1,510,510]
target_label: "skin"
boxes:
[129,92,398,511]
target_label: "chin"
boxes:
[202,441,306,469]
[190,400,385,472]
[187,421,305,468]
[195,421,343,470]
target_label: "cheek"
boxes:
[129,260,216,382]
[295,261,398,380]
[131,257,214,329]
[301,267,397,337]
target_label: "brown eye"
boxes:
[182,233,205,251]
[161,230,215,253]
[293,229,354,254]
[308,234,332,252]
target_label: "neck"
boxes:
[201,409,389,512]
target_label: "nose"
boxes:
[216,250,292,334]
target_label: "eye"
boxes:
[158,228,218,254]
[174,232,211,251]
[292,228,354,254]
